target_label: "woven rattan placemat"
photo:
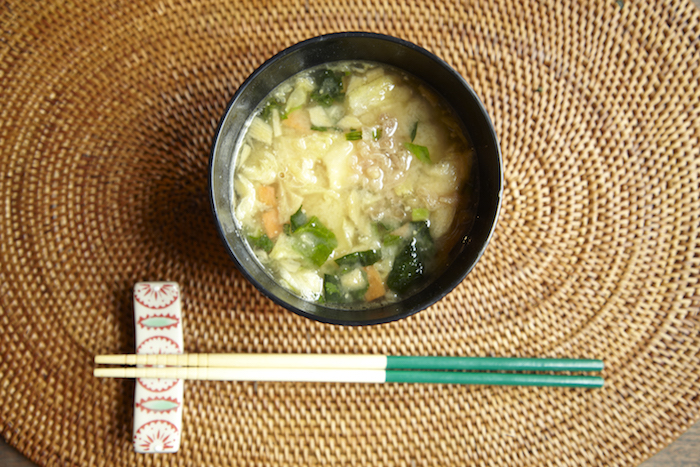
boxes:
[1,0,699,465]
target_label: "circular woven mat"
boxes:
[1,0,699,465]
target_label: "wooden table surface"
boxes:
[1,421,699,466]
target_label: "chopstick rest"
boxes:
[131,282,184,454]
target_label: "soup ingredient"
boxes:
[288,214,338,267]
[233,61,475,305]
[386,221,434,294]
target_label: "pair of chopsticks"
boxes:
[94,354,604,388]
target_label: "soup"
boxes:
[232,61,476,306]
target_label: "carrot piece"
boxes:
[262,208,282,239]
[257,185,276,207]
[364,265,385,302]
[282,109,310,131]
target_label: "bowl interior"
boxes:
[210,32,502,325]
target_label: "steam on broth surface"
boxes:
[232,61,476,307]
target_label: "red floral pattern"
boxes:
[133,420,179,452]
[134,283,179,309]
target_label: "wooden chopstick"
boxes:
[95,353,605,372]
[93,366,604,388]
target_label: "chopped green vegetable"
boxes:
[345,130,362,141]
[535,86,543,93]
[377,221,404,247]
[412,208,430,222]
[383,234,402,247]
[404,142,431,164]
[291,216,338,266]
[248,233,274,253]
[335,249,382,270]
[616,0,624,9]
[373,128,383,140]
[323,270,369,303]
[410,121,418,142]
[311,125,342,132]
[290,206,307,232]
[411,221,435,258]
[260,98,286,122]
[323,274,344,302]
[386,221,435,294]
[311,69,345,107]
[387,238,424,294]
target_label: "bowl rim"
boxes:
[209,31,503,325]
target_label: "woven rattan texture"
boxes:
[1,0,699,465]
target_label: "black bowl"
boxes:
[209,32,502,325]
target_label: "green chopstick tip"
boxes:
[385,371,604,388]
[386,355,605,373]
